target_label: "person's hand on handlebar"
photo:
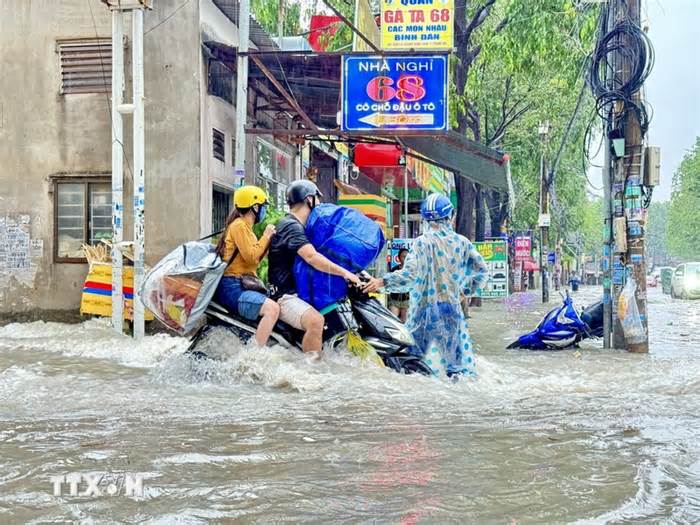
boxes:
[362,276,384,293]
[343,271,362,287]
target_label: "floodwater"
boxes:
[0,286,698,524]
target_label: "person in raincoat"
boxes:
[363,193,488,377]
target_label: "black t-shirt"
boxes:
[268,214,311,298]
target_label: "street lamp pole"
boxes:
[538,121,551,303]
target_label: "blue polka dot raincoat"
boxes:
[383,221,488,377]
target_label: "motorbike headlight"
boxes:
[386,325,415,346]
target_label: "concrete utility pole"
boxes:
[607,0,649,352]
[234,0,251,188]
[538,121,551,303]
[110,9,125,335]
[104,0,150,339]
[277,0,284,43]
[132,8,146,340]
[620,0,648,353]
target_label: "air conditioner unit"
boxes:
[101,0,153,9]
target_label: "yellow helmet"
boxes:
[233,185,268,209]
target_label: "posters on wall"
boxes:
[0,214,41,297]
[474,239,509,298]
[387,238,413,270]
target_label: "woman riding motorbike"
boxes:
[213,185,280,347]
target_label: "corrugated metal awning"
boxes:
[402,132,509,191]
[211,0,280,51]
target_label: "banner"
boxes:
[342,55,448,132]
[353,0,381,52]
[380,0,454,50]
[337,194,388,233]
[406,154,448,194]
[474,240,509,298]
[514,236,531,262]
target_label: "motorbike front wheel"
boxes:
[401,358,434,376]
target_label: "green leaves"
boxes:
[667,137,700,260]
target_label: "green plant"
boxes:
[253,202,286,283]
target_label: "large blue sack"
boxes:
[293,203,385,310]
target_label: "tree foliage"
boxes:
[450,0,599,241]
[646,201,669,264]
[251,0,303,38]
[256,0,605,250]
[666,137,700,260]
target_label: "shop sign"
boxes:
[380,0,454,50]
[341,55,448,132]
[474,240,509,298]
[514,236,531,262]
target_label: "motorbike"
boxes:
[186,274,433,376]
[507,293,604,350]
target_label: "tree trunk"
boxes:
[475,184,486,241]
[455,174,475,239]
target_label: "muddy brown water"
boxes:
[1,286,698,523]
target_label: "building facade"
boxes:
[0,0,295,316]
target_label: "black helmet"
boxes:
[286,180,323,207]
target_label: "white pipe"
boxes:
[117,103,135,114]
[234,0,250,187]
[111,10,124,334]
[132,8,145,339]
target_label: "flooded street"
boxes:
[1,286,699,524]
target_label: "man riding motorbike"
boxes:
[267,180,362,353]
[363,193,488,377]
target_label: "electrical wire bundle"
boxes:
[588,11,655,135]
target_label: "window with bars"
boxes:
[207,60,235,104]
[54,179,112,262]
[257,141,292,207]
[213,128,225,162]
[212,187,232,233]
[57,38,112,94]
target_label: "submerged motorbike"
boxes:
[186,275,433,376]
[507,293,604,350]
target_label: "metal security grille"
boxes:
[58,39,112,94]
[213,128,226,162]
[207,60,234,104]
[212,187,232,232]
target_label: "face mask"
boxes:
[255,204,267,224]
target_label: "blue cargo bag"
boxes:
[293,203,385,310]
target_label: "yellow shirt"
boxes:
[222,218,270,277]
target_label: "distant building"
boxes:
[0,0,296,316]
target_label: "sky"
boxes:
[590,0,700,201]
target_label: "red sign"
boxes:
[514,236,531,262]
